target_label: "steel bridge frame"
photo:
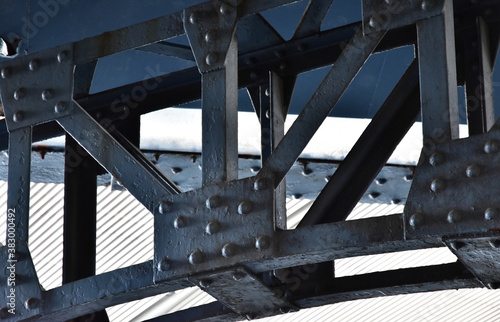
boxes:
[1,0,500,320]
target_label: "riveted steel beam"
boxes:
[57,101,180,214]
[417,0,459,142]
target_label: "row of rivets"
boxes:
[156,235,271,270]
[410,207,500,227]
[188,4,231,67]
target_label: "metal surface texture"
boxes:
[154,177,274,282]
[404,124,500,238]
[1,0,500,320]
[362,0,445,34]
[189,266,295,319]
[0,43,74,131]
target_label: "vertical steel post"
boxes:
[465,17,495,135]
[7,127,32,245]
[417,0,459,142]
[201,35,238,185]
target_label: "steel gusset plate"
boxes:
[154,176,275,283]
[0,244,42,320]
[443,233,500,289]
[404,127,500,239]
[0,44,74,131]
[189,266,296,319]
[362,0,445,34]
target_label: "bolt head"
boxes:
[447,209,461,223]
[57,50,68,63]
[24,298,37,310]
[1,67,11,79]
[157,258,170,272]
[13,111,24,122]
[484,140,499,154]
[29,59,40,71]
[205,221,220,235]
[206,195,220,209]
[255,235,271,251]
[41,89,53,101]
[466,164,481,178]
[238,201,253,215]
[158,202,172,214]
[409,212,424,228]
[429,152,444,166]
[430,178,445,193]
[205,52,218,66]
[174,215,188,229]
[188,250,203,265]
[222,243,236,258]
[54,101,67,113]
[13,88,25,100]
[485,208,499,220]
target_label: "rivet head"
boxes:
[430,178,445,192]
[54,102,67,113]
[188,250,203,265]
[385,0,396,4]
[57,50,68,63]
[375,178,387,185]
[188,13,197,24]
[447,209,460,223]
[409,212,424,228]
[206,195,220,209]
[238,201,253,215]
[484,140,499,154]
[205,221,220,235]
[157,258,170,272]
[174,215,188,229]
[204,31,215,43]
[421,0,434,10]
[391,199,401,205]
[13,88,25,100]
[485,208,499,220]
[24,298,37,310]
[368,192,380,199]
[219,3,230,15]
[250,72,258,80]
[429,152,444,166]
[369,17,380,29]
[41,89,53,101]
[255,235,271,251]
[404,174,413,182]
[1,67,11,79]
[205,52,218,65]
[13,111,24,122]
[222,243,236,258]
[489,239,500,248]
[254,178,267,191]
[199,279,212,288]
[29,59,40,71]
[232,272,246,281]
[466,164,481,178]
[158,202,172,214]
[450,240,466,251]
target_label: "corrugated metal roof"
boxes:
[1,181,500,321]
